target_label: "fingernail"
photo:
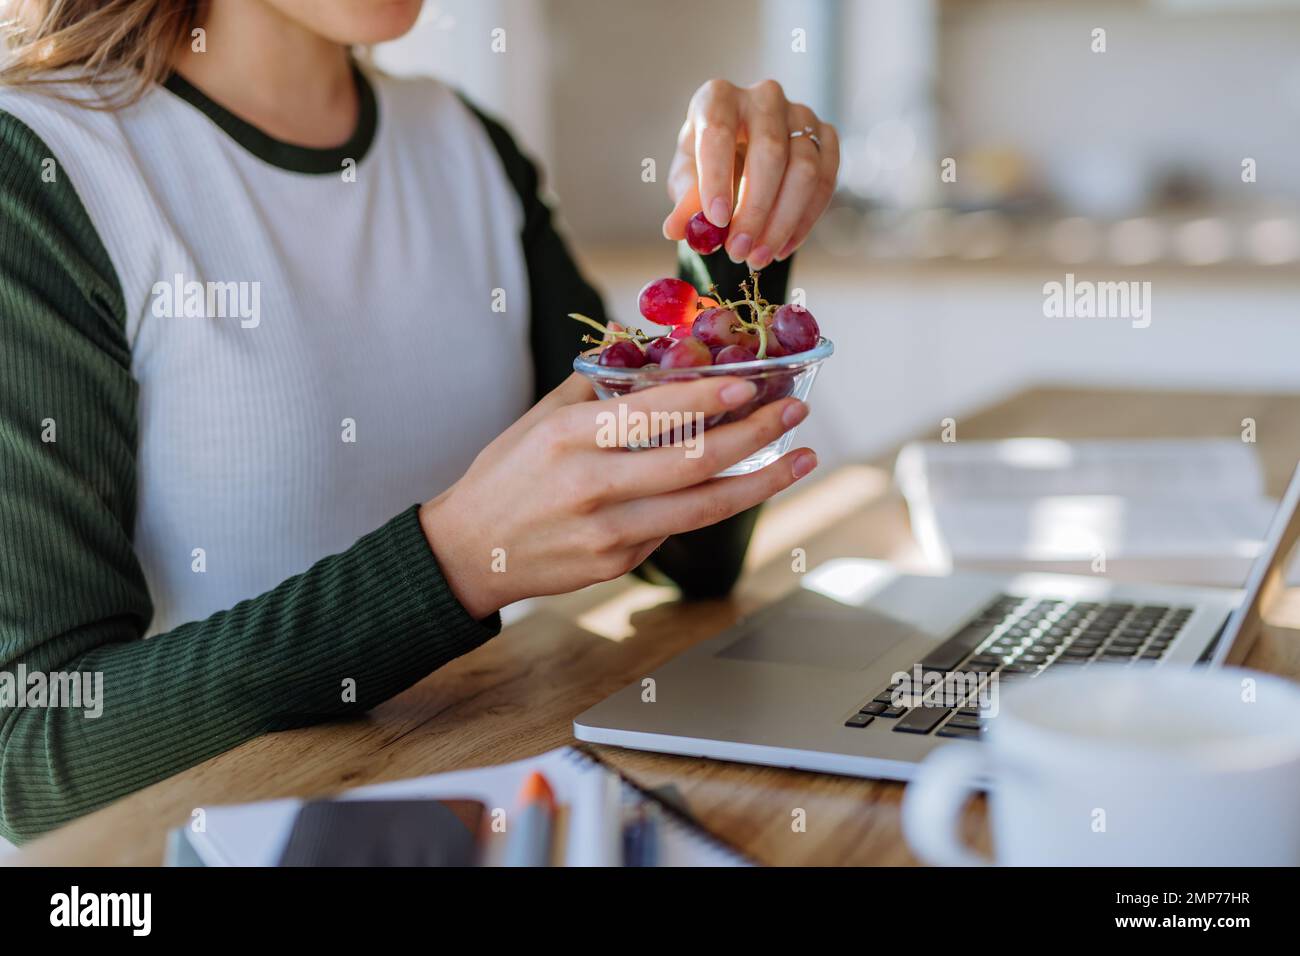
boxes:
[662,216,674,240]
[782,400,808,428]
[792,451,818,479]
[708,197,731,227]
[727,233,753,263]
[720,380,758,406]
[749,245,773,270]
[776,240,796,261]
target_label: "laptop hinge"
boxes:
[1195,616,1230,665]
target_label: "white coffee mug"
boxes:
[902,666,1300,866]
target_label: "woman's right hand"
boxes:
[419,373,818,619]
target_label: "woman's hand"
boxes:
[419,374,818,619]
[663,79,840,271]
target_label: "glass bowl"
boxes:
[573,337,833,476]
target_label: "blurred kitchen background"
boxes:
[376,0,1300,473]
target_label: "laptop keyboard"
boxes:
[842,594,1194,739]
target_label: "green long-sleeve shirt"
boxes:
[0,70,790,843]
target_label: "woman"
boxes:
[0,0,838,842]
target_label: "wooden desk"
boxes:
[12,387,1300,866]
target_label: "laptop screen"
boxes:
[1210,462,1300,667]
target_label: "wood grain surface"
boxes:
[11,387,1300,866]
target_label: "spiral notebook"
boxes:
[167,746,750,867]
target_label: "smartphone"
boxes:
[277,798,486,866]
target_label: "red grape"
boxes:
[691,307,744,348]
[661,336,713,368]
[685,211,728,255]
[756,316,788,357]
[771,304,820,354]
[757,370,796,402]
[714,344,758,365]
[599,340,646,368]
[644,336,674,363]
[638,277,698,327]
[668,325,693,341]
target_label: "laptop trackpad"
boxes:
[716,594,923,671]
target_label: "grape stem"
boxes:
[568,312,652,345]
[708,272,775,359]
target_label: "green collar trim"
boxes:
[162,62,377,175]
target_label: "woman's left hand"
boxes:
[663,78,839,271]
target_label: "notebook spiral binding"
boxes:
[564,745,755,866]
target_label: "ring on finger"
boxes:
[788,125,822,152]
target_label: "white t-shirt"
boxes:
[0,66,534,633]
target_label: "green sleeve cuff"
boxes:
[389,504,502,647]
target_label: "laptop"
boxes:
[574,463,1300,781]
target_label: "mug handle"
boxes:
[902,744,993,867]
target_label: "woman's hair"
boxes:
[0,0,203,107]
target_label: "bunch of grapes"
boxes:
[571,228,820,371]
